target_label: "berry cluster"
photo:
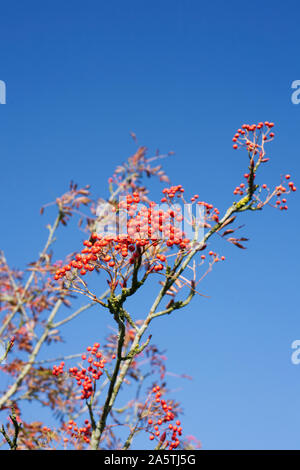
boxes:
[54,186,198,282]
[208,251,225,262]
[232,121,275,152]
[233,171,257,195]
[52,361,65,376]
[160,185,185,203]
[233,182,246,196]
[196,201,220,223]
[273,174,297,210]
[230,122,297,210]
[147,385,183,450]
[64,419,91,444]
[52,342,113,400]
[122,197,189,249]
[53,181,231,285]
[53,233,172,281]
[41,425,52,434]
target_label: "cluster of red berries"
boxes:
[273,174,297,210]
[196,201,220,223]
[259,174,296,211]
[148,253,166,273]
[147,385,183,450]
[233,182,246,196]
[233,171,259,195]
[54,186,201,282]
[283,174,296,192]
[53,343,115,400]
[161,187,220,221]
[208,251,225,262]
[232,163,296,210]
[53,232,182,281]
[65,419,91,444]
[160,185,185,203]
[197,251,225,262]
[52,180,246,287]
[41,425,52,434]
[232,121,274,151]
[121,190,188,246]
[52,361,65,376]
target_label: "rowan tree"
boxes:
[0,122,296,450]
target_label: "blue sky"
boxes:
[1,0,300,449]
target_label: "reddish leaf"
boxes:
[217,216,236,231]
[222,229,234,237]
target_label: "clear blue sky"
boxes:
[1,0,300,450]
